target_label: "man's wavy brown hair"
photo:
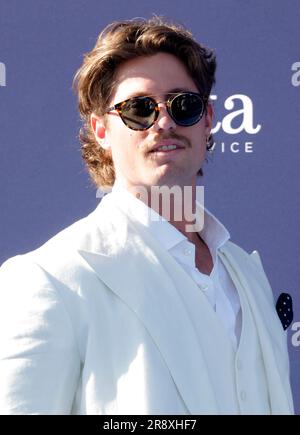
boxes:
[73,16,216,189]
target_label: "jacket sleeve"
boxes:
[0,255,81,415]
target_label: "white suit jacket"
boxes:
[0,193,294,414]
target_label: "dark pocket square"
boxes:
[276,293,293,330]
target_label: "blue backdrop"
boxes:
[0,0,299,413]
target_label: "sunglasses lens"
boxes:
[170,93,204,126]
[120,97,157,130]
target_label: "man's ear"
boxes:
[90,113,110,150]
[204,102,214,137]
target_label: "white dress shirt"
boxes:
[109,182,242,350]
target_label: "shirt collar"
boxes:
[109,180,230,257]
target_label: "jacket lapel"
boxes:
[78,196,219,414]
[219,242,294,414]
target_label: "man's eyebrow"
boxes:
[125,88,195,99]
[167,87,193,94]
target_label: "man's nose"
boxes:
[154,103,177,131]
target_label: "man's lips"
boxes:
[148,139,186,153]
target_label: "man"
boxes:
[0,17,294,414]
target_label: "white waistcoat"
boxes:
[169,253,270,414]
